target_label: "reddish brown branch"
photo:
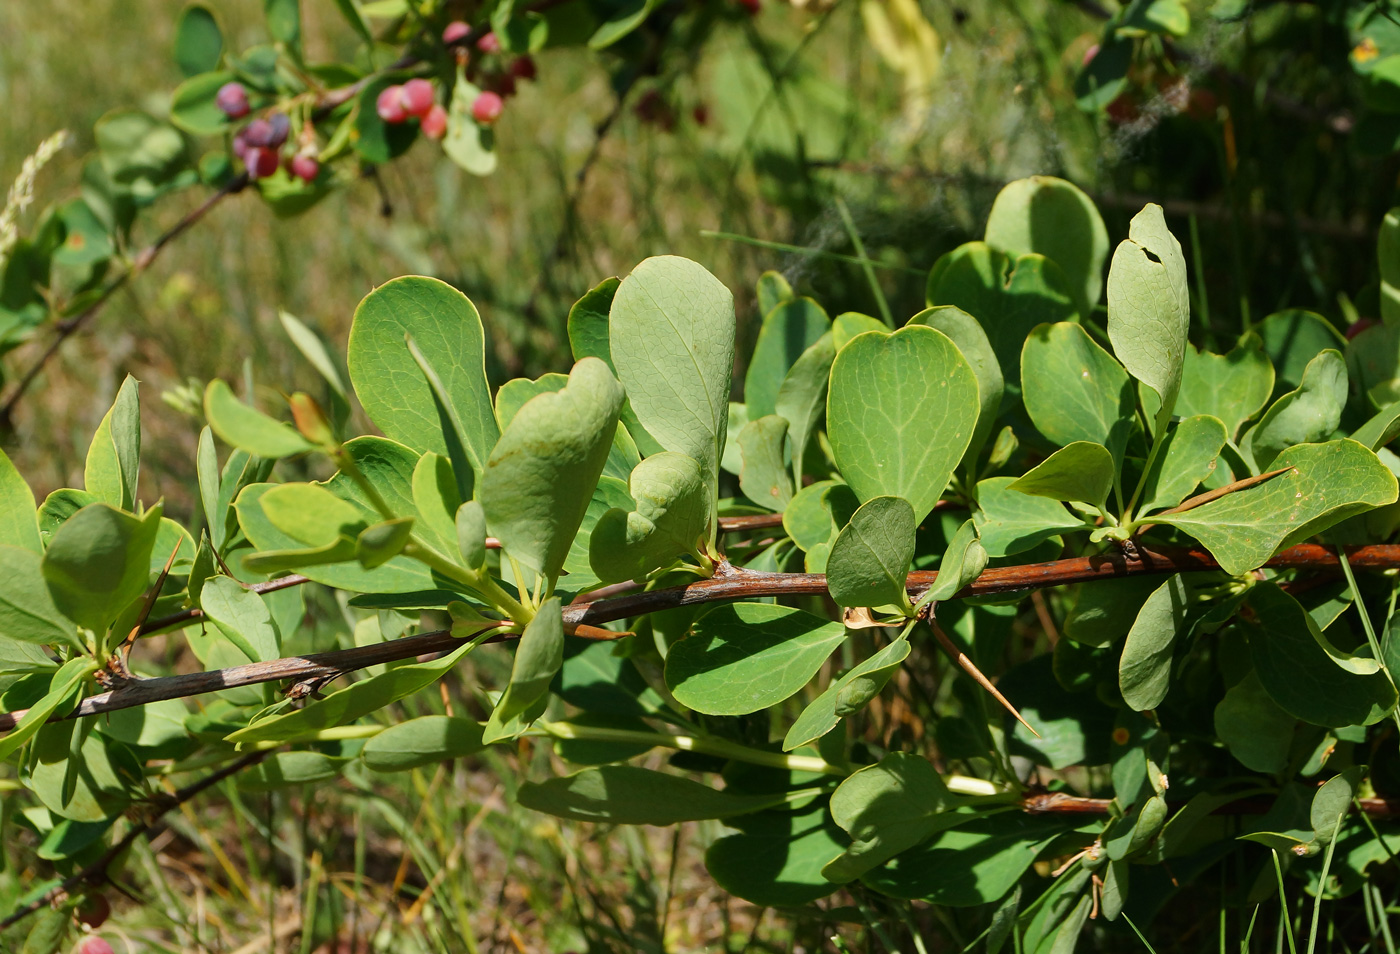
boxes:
[1022,791,1400,820]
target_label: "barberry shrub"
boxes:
[5,177,1400,949]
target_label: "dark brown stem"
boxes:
[0,749,271,931]
[8,543,1400,733]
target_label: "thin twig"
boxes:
[928,620,1040,738]
[0,749,272,931]
[8,543,1400,733]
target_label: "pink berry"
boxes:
[443,20,471,44]
[476,31,501,53]
[231,128,251,158]
[1347,317,1379,340]
[288,153,319,183]
[243,146,279,179]
[421,104,448,140]
[75,937,115,954]
[472,91,504,125]
[509,56,537,81]
[377,86,408,123]
[216,82,250,118]
[1082,43,1100,67]
[399,78,436,117]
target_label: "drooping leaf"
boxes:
[1240,349,1348,471]
[42,504,162,633]
[828,325,978,522]
[1021,322,1135,462]
[204,379,314,459]
[744,297,829,419]
[1156,440,1398,575]
[973,476,1085,558]
[1214,670,1296,773]
[239,751,349,791]
[984,176,1110,319]
[1008,442,1114,508]
[483,599,564,743]
[706,799,847,906]
[517,765,786,824]
[609,256,735,527]
[589,453,706,585]
[666,603,847,716]
[1245,582,1398,727]
[480,358,623,585]
[26,722,138,822]
[1106,204,1189,428]
[361,716,487,772]
[824,753,961,882]
[826,496,916,610]
[347,276,498,469]
[1118,574,1191,711]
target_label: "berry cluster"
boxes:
[376,78,449,138]
[440,24,539,126]
[218,82,320,182]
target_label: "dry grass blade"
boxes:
[929,621,1040,738]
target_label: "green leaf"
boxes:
[93,110,188,197]
[348,276,498,469]
[1106,204,1189,428]
[200,575,279,662]
[862,812,1070,905]
[495,374,570,430]
[705,799,846,906]
[1214,670,1296,773]
[1009,442,1114,508]
[0,446,40,553]
[828,325,978,522]
[1310,768,1363,848]
[264,0,301,52]
[85,374,140,511]
[666,603,847,716]
[1241,349,1347,471]
[481,358,623,585]
[405,335,477,506]
[411,452,462,560]
[517,765,785,824]
[362,716,486,772]
[483,599,564,743]
[457,500,488,570]
[0,546,80,650]
[0,657,96,761]
[1074,30,1130,110]
[1118,574,1190,711]
[984,176,1110,319]
[773,333,835,485]
[783,635,910,749]
[588,0,661,47]
[782,481,858,553]
[973,476,1085,558]
[589,453,706,585]
[826,496,916,610]
[737,415,793,512]
[1156,440,1398,575]
[568,277,619,365]
[911,305,1003,472]
[259,482,366,547]
[1260,309,1344,389]
[442,71,498,175]
[26,722,137,822]
[42,504,161,633]
[757,270,794,316]
[556,637,668,717]
[170,70,235,136]
[278,310,348,403]
[1175,335,1274,440]
[917,519,988,608]
[1021,322,1136,461]
[1352,400,1400,451]
[823,753,960,882]
[1139,415,1228,512]
[926,242,1079,388]
[609,256,735,528]
[833,312,887,350]
[1245,582,1397,728]
[744,297,829,419]
[229,641,477,744]
[204,379,314,459]
[239,752,348,791]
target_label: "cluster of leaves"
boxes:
[8,174,1400,948]
[0,0,751,387]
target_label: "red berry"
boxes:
[216,82,250,118]
[399,79,436,117]
[692,103,710,125]
[288,154,320,183]
[488,72,517,98]
[75,937,115,954]
[472,91,504,125]
[476,31,501,53]
[509,56,537,81]
[75,893,111,929]
[1347,317,1380,340]
[377,86,409,123]
[443,20,471,44]
[243,146,280,179]
[421,104,449,140]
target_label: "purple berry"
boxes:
[288,154,319,183]
[243,146,279,179]
[216,81,250,118]
[443,20,471,44]
[377,86,408,123]
[509,56,537,81]
[421,104,448,140]
[266,112,290,147]
[472,91,504,125]
[242,118,273,147]
[399,79,436,118]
